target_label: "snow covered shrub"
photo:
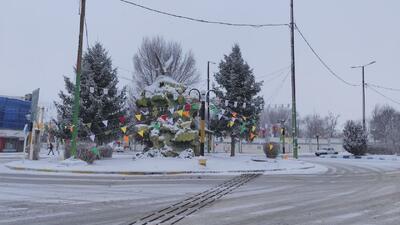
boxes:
[98,145,113,158]
[343,120,367,156]
[264,142,279,158]
[132,152,145,160]
[179,149,194,159]
[77,142,98,164]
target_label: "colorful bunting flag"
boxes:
[102,120,108,127]
[184,103,191,111]
[121,126,127,134]
[89,86,95,93]
[89,134,95,142]
[138,130,144,137]
[242,103,247,108]
[123,135,129,143]
[177,110,183,117]
[218,114,223,120]
[182,111,190,118]
[135,114,142,121]
[232,112,238,118]
[85,123,92,128]
[242,116,247,121]
[234,101,238,107]
[225,100,229,106]
[228,121,235,127]
[103,88,108,95]
[119,116,126,124]
[250,133,256,140]
[169,107,175,114]
[160,114,168,121]
[191,103,200,110]
[252,126,256,132]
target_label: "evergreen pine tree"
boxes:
[343,120,367,156]
[54,42,127,146]
[212,44,264,156]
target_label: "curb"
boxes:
[319,155,398,161]
[4,164,315,176]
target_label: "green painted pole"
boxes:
[71,0,86,157]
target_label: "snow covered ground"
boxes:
[2,152,326,175]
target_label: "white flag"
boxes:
[89,134,95,142]
[102,120,108,127]
[225,100,229,106]
[218,114,223,120]
[169,107,175,114]
[221,109,226,115]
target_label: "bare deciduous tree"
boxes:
[132,36,199,93]
[325,111,340,138]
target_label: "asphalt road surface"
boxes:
[0,157,399,225]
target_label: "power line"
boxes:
[265,70,291,104]
[119,0,288,28]
[366,82,400,92]
[366,84,400,106]
[257,65,291,79]
[294,24,359,87]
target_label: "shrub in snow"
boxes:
[132,152,145,160]
[343,120,367,156]
[263,142,279,159]
[98,145,113,158]
[179,149,194,159]
[76,142,98,164]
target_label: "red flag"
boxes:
[119,116,126,124]
[184,103,191,111]
[160,114,168,121]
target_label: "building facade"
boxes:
[0,95,31,152]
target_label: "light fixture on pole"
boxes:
[351,60,376,131]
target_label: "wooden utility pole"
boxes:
[71,0,86,157]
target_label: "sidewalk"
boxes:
[4,152,326,175]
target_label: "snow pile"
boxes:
[60,157,87,167]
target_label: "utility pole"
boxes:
[71,0,86,157]
[351,60,376,131]
[290,0,298,159]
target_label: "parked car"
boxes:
[315,147,338,156]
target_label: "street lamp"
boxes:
[351,60,376,131]
[189,88,205,156]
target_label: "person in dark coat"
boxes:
[47,142,54,155]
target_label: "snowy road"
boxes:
[0,157,399,225]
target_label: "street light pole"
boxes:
[207,61,215,153]
[189,89,204,156]
[351,60,376,131]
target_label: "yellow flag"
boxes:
[138,130,144,137]
[121,126,127,133]
[228,121,234,127]
[135,114,142,121]
[177,110,183,117]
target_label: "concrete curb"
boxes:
[4,164,315,176]
[319,155,398,161]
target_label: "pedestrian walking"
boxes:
[47,142,54,155]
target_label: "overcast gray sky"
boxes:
[1,0,399,125]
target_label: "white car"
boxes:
[315,147,338,156]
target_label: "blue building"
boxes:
[0,95,31,152]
